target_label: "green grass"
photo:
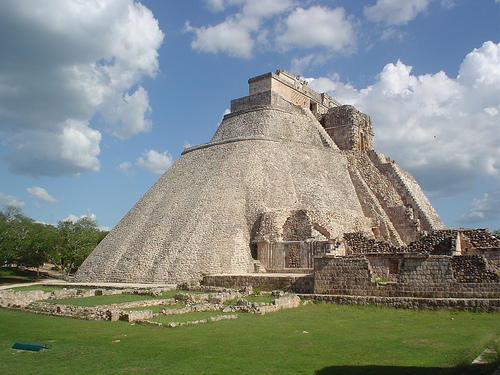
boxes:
[0,303,498,374]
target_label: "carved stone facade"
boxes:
[322,105,374,151]
[75,70,448,284]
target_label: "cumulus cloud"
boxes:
[276,6,355,53]
[136,149,173,175]
[307,41,500,200]
[0,193,25,208]
[117,161,135,176]
[364,0,455,26]
[204,0,227,12]
[26,186,59,205]
[185,0,304,58]
[62,210,102,227]
[0,0,163,177]
[185,16,256,58]
[457,186,500,226]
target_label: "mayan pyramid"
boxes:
[75,70,445,283]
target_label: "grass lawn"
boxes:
[0,303,498,375]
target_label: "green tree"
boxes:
[0,206,35,267]
[16,222,62,278]
[50,217,107,279]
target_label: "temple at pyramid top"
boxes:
[230,69,374,152]
[232,69,340,115]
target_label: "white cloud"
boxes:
[364,0,431,25]
[4,120,101,177]
[185,0,294,58]
[0,193,25,208]
[26,186,59,205]
[204,0,228,12]
[62,210,97,224]
[185,17,255,58]
[457,186,500,226]
[62,214,80,223]
[136,149,173,175]
[101,86,153,140]
[276,6,355,53]
[117,161,134,176]
[307,41,500,199]
[0,0,163,177]
[364,0,454,26]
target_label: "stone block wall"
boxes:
[451,255,500,283]
[314,256,373,294]
[344,232,396,254]
[313,254,500,298]
[398,255,454,284]
[322,105,373,151]
[299,294,500,312]
[202,274,314,293]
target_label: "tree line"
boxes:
[0,206,108,279]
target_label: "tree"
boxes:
[0,207,107,279]
[0,206,35,267]
[16,222,62,278]
[50,217,107,279]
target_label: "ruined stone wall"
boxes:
[300,294,500,312]
[406,229,500,256]
[314,256,374,295]
[398,256,454,284]
[202,274,314,293]
[369,151,445,233]
[451,255,500,283]
[366,255,400,282]
[313,254,500,298]
[346,152,420,245]
[323,105,373,151]
[343,232,396,254]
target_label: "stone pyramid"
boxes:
[75,70,445,283]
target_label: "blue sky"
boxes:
[0,0,498,231]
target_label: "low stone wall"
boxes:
[167,314,239,328]
[202,274,314,293]
[0,287,172,309]
[314,255,500,298]
[299,294,500,312]
[25,301,153,321]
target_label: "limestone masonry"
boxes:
[75,70,499,296]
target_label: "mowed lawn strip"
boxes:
[0,303,498,375]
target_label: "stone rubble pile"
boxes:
[167,314,239,328]
[451,255,500,283]
[24,301,154,322]
[343,232,396,254]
